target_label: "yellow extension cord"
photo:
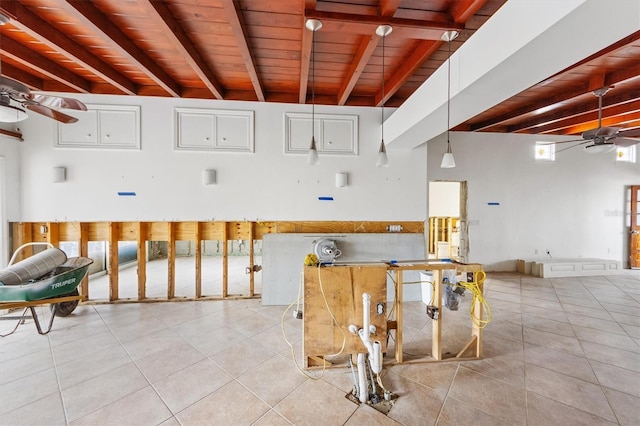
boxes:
[453,270,491,328]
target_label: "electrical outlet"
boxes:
[426,305,439,320]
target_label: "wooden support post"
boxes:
[394,268,403,363]
[137,222,147,301]
[195,222,202,298]
[47,222,60,246]
[431,269,443,360]
[79,222,89,301]
[222,222,228,298]
[248,222,255,297]
[12,222,33,262]
[167,222,175,299]
[108,222,119,301]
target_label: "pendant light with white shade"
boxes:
[306,19,322,165]
[440,30,458,168]
[376,25,392,167]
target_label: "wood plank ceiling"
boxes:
[0,0,638,138]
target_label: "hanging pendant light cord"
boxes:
[381,33,385,142]
[311,28,316,139]
[446,36,451,143]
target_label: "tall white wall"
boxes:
[13,94,639,271]
[428,132,640,270]
[0,135,21,264]
[17,94,427,222]
[0,136,21,220]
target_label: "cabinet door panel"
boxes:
[177,113,215,149]
[99,109,138,147]
[58,110,98,146]
[321,118,356,153]
[215,113,254,152]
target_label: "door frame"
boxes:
[427,180,469,263]
[630,185,639,269]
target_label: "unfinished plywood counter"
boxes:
[303,265,388,368]
[303,260,485,367]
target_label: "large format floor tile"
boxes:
[0,271,638,425]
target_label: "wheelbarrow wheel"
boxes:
[51,288,80,317]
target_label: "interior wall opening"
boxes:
[428,181,468,262]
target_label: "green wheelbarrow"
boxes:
[0,243,93,336]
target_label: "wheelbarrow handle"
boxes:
[7,242,55,267]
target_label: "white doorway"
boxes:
[428,181,468,262]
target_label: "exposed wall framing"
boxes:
[10,221,424,304]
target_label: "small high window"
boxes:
[616,145,636,163]
[535,143,555,161]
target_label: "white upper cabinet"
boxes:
[175,108,254,152]
[57,105,140,149]
[284,112,358,155]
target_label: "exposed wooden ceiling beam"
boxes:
[375,40,440,106]
[472,64,640,133]
[304,9,464,40]
[465,84,593,131]
[337,33,379,106]
[0,0,136,95]
[564,106,640,135]
[372,0,484,106]
[379,0,401,17]
[451,0,491,23]
[510,90,640,134]
[143,0,224,100]
[337,0,399,106]
[65,0,181,98]
[0,35,91,93]
[0,61,43,90]
[221,0,264,102]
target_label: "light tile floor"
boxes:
[1,271,639,425]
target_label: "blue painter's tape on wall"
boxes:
[487,202,500,206]
[318,196,334,201]
[118,192,137,196]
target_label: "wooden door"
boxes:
[631,185,640,269]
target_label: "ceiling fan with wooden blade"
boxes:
[540,87,640,153]
[0,76,86,124]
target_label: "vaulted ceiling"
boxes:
[0,0,639,140]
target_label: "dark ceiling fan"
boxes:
[0,76,87,123]
[543,87,640,154]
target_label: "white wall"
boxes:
[0,135,21,264]
[428,132,640,270]
[0,136,21,221]
[14,94,638,272]
[17,94,427,222]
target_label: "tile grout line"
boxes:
[46,304,72,426]
[433,361,460,425]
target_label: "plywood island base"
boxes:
[303,260,485,368]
